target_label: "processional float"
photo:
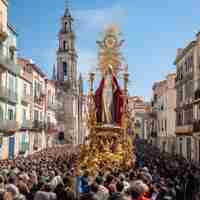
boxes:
[77,26,135,176]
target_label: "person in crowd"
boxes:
[95,176,109,200]
[0,140,199,200]
[79,182,98,200]
[108,181,124,200]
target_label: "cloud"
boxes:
[75,4,127,32]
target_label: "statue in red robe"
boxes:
[95,67,124,125]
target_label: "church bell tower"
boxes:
[57,4,77,91]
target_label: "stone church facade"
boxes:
[54,6,84,146]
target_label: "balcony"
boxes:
[21,93,32,104]
[0,25,8,42]
[48,102,57,111]
[0,86,18,103]
[193,120,200,133]
[45,122,57,132]
[175,124,193,135]
[33,120,45,130]
[0,120,19,131]
[21,120,33,129]
[0,54,20,75]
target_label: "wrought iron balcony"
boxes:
[21,120,33,129]
[0,54,20,75]
[0,86,18,103]
[0,25,8,42]
[33,120,45,130]
[0,120,18,131]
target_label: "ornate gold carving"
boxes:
[77,26,135,176]
[97,25,124,76]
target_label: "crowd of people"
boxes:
[0,141,199,200]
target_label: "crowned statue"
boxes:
[95,25,124,125]
[95,65,124,125]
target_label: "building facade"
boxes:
[55,6,84,146]
[151,74,176,153]
[0,0,20,160]
[128,96,151,139]
[46,79,57,147]
[174,32,200,162]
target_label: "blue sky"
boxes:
[9,0,200,100]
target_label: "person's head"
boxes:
[17,182,29,195]
[116,181,124,193]
[83,170,89,178]
[105,174,114,185]
[63,176,74,188]
[8,176,16,185]
[95,176,103,185]
[128,186,140,200]
[90,182,99,194]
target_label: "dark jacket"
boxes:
[79,192,98,200]
[108,192,124,200]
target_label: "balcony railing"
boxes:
[0,25,8,42]
[21,120,33,129]
[45,122,57,132]
[193,120,200,133]
[0,120,18,131]
[0,86,18,103]
[33,120,45,130]
[21,93,32,104]
[175,124,193,135]
[0,54,20,75]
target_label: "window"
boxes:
[34,81,42,97]
[8,109,14,120]
[23,109,26,122]
[0,106,3,120]
[179,138,183,157]
[65,22,68,32]
[48,90,51,104]
[10,49,14,61]
[187,137,191,160]
[47,116,50,124]
[178,87,183,102]
[23,83,27,96]
[63,41,67,50]
[34,110,39,121]
[177,111,183,126]
[63,62,67,77]
[0,42,3,56]
[8,75,15,92]
[39,112,43,121]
